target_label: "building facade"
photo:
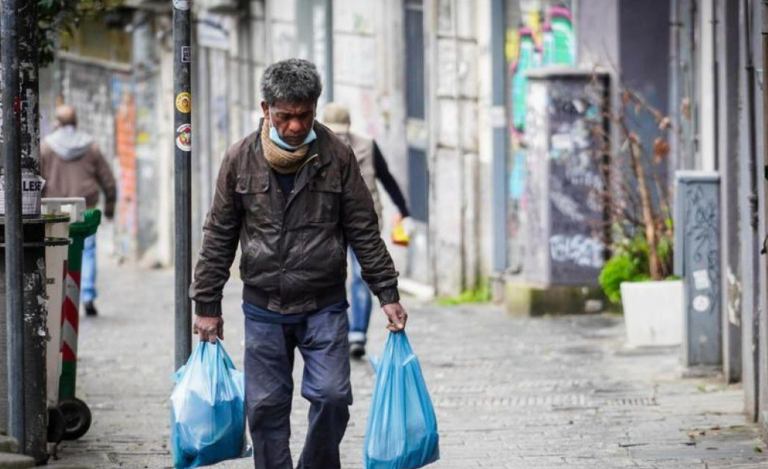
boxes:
[47,0,768,439]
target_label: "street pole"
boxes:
[1,0,25,450]
[19,0,39,179]
[173,0,193,371]
[18,0,48,461]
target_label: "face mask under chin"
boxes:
[269,117,317,151]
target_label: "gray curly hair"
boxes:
[261,59,323,106]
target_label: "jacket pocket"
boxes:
[236,174,272,222]
[240,242,260,279]
[307,171,341,223]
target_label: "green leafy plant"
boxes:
[592,78,679,303]
[599,254,646,304]
[437,281,491,306]
[599,227,675,304]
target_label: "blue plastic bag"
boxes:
[170,341,247,469]
[364,332,440,469]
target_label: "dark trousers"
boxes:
[245,309,352,469]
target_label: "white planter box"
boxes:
[621,280,684,347]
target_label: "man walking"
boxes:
[41,105,116,317]
[190,59,408,469]
[322,102,411,359]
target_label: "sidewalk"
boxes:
[52,251,767,468]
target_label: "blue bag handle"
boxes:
[172,341,237,383]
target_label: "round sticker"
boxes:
[176,123,191,152]
[176,92,192,114]
[173,0,190,10]
[693,295,711,312]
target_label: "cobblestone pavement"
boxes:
[51,250,767,468]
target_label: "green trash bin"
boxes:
[58,208,100,441]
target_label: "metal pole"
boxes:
[17,0,47,461]
[19,0,39,179]
[174,0,193,371]
[1,0,25,450]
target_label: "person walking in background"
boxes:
[323,102,412,359]
[41,105,117,317]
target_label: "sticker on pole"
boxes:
[173,0,191,10]
[693,295,711,312]
[176,124,192,152]
[0,170,45,216]
[176,92,192,114]
[181,46,192,63]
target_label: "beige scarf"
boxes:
[260,118,310,175]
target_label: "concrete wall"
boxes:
[428,0,484,295]
[330,0,410,275]
[576,0,670,155]
[55,0,502,297]
[576,0,619,68]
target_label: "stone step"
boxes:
[0,453,35,469]
[0,437,18,454]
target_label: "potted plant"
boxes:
[597,85,683,347]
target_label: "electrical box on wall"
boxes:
[522,69,610,287]
[674,171,722,368]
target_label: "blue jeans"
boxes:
[244,307,351,469]
[81,234,97,303]
[348,249,372,345]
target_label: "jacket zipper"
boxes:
[278,154,320,289]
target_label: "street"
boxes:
[49,233,768,469]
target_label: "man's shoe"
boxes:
[350,342,366,359]
[84,301,98,317]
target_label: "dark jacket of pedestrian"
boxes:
[190,119,400,317]
[41,123,117,218]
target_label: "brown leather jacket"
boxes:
[41,139,116,217]
[190,121,400,316]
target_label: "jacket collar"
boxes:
[251,119,333,174]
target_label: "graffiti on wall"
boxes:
[545,78,606,283]
[522,75,607,286]
[115,92,137,254]
[508,5,575,138]
[505,3,575,273]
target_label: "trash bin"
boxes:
[41,198,86,446]
[0,215,69,464]
[58,207,100,441]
